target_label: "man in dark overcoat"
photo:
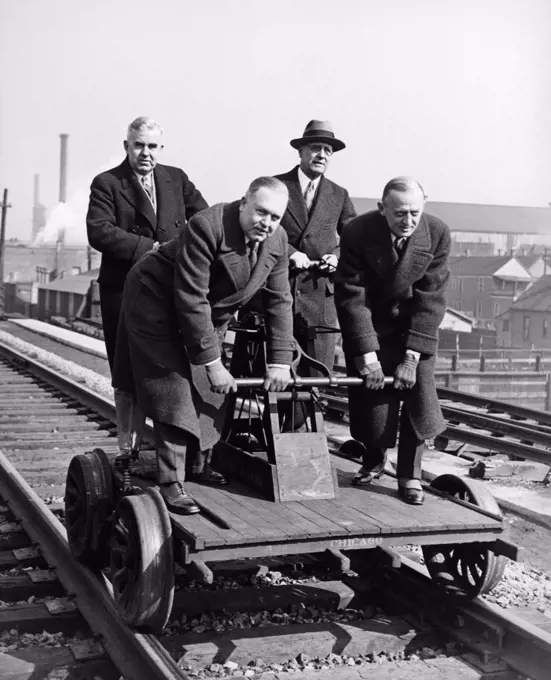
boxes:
[112,177,294,514]
[335,177,451,505]
[87,116,208,452]
[275,120,356,428]
[86,116,208,371]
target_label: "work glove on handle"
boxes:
[394,355,418,390]
[206,362,237,394]
[263,365,291,392]
[290,251,313,270]
[359,361,386,390]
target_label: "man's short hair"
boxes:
[246,176,289,200]
[382,177,427,202]
[126,116,163,138]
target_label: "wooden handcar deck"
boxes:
[171,454,504,562]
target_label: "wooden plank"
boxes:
[331,462,425,534]
[228,487,304,540]
[187,483,270,544]
[342,473,449,533]
[286,498,355,537]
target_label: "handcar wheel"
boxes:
[422,474,506,597]
[109,487,174,632]
[64,448,113,568]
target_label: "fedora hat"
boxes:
[290,119,346,152]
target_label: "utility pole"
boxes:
[0,188,13,316]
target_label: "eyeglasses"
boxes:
[307,144,334,157]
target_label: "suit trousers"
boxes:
[153,421,210,484]
[361,402,424,480]
[99,286,123,372]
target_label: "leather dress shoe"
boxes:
[160,482,200,514]
[189,464,229,486]
[352,464,386,486]
[398,480,424,505]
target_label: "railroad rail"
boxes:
[322,382,551,472]
[1,337,551,678]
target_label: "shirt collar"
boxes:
[298,167,322,193]
[134,170,154,187]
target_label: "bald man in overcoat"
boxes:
[113,177,295,514]
[335,177,451,505]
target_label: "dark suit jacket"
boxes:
[113,202,294,448]
[335,210,451,444]
[86,158,208,292]
[275,166,356,371]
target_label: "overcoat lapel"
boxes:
[283,169,308,229]
[215,239,279,315]
[364,217,396,281]
[392,217,434,294]
[119,161,157,230]
[153,165,174,240]
[304,175,332,234]
[363,214,434,295]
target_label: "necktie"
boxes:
[247,241,258,271]
[141,176,155,209]
[394,237,406,256]
[304,180,316,213]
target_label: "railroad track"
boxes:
[322,381,551,476]
[1,339,551,679]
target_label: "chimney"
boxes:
[31,174,46,241]
[33,173,40,207]
[59,133,69,203]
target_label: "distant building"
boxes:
[3,244,99,284]
[447,256,532,328]
[37,269,99,321]
[496,276,551,349]
[440,308,474,333]
[351,198,551,254]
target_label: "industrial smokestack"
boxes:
[31,174,46,242]
[33,173,40,207]
[59,133,69,203]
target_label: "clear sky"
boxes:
[1,0,550,243]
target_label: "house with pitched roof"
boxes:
[497,276,551,348]
[447,256,532,327]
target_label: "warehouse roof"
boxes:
[350,199,550,234]
[38,269,98,294]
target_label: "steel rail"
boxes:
[0,451,188,680]
[0,341,117,423]
[0,341,190,679]
[322,385,551,465]
[437,385,551,426]
[441,404,551,447]
[383,549,551,680]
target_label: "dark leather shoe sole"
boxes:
[163,498,201,515]
[190,471,229,486]
[159,485,201,515]
[398,486,424,505]
[351,466,385,486]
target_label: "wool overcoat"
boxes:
[275,167,356,373]
[334,210,451,445]
[112,201,294,449]
[86,158,208,368]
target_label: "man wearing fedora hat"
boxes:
[275,120,356,429]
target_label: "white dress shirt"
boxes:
[298,167,322,200]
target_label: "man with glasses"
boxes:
[275,120,356,429]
